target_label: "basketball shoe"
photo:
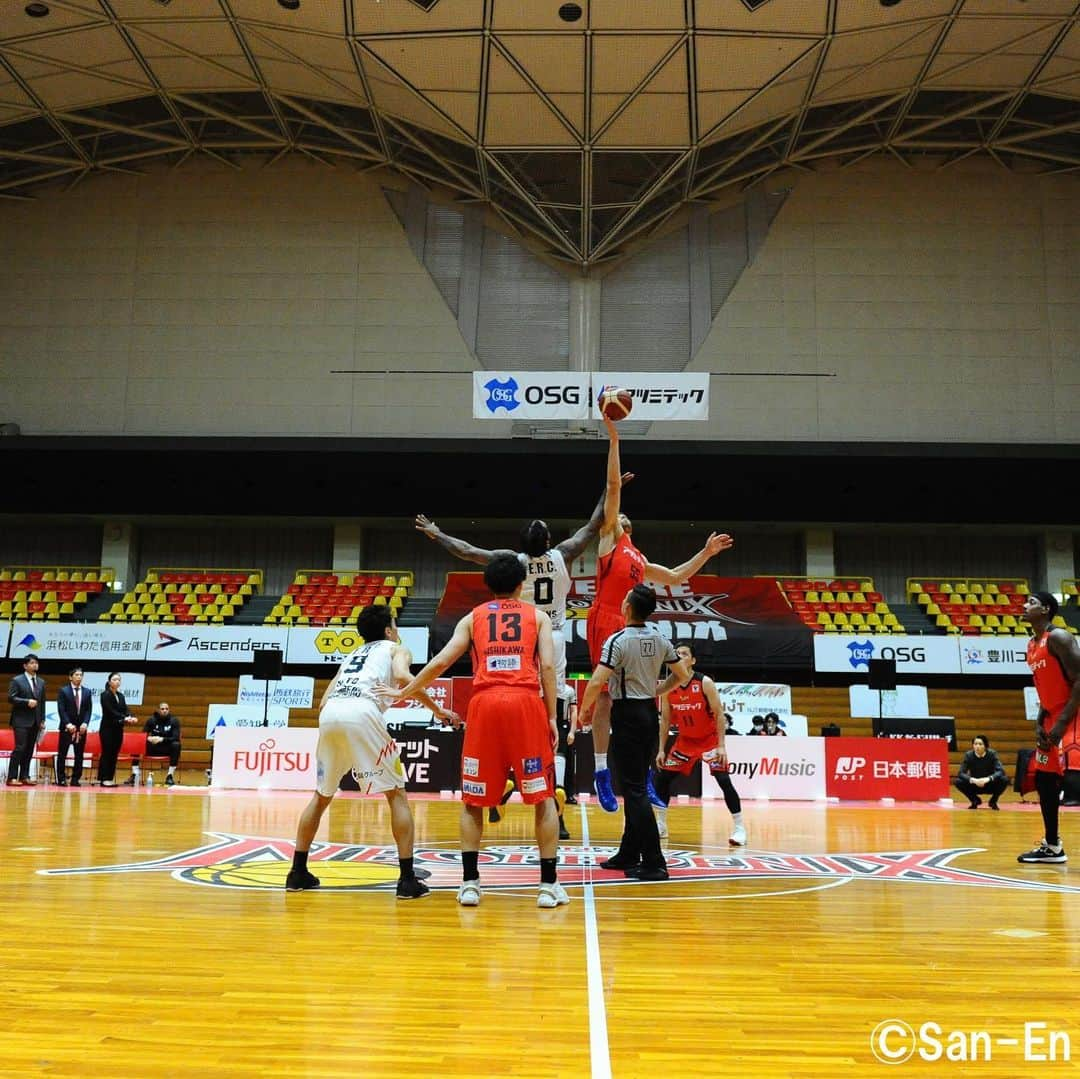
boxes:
[594,768,618,813]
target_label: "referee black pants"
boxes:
[610,698,664,871]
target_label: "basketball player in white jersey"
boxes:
[285,604,457,899]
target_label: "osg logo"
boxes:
[483,377,583,413]
[314,629,363,656]
[847,640,927,669]
[834,756,866,779]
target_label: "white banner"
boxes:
[713,683,793,733]
[959,638,1030,676]
[284,625,429,665]
[813,634,961,675]
[590,373,709,421]
[9,622,149,661]
[849,685,930,719]
[206,703,289,740]
[1025,686,1041,721]
[43,672,146,733]
[0,621,9,660]
[702,736,826,801]
[210,727,315,790]
[147,625,289,663]
[473,371,590,419]
[237,675,315,710]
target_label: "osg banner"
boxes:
[284,625,429,665]
[9,621,149,661]
[210,727,315,790]
[472,372,709,421]
[705,736,826,800]
[813,634,961,675]
[147,625,288,663]
[824,737,949,801]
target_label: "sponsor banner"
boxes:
[237,675,315,710]
[385,677,455,726]
[434,574,811,671]
[147,625,288,663]
[0,621,8,659]
[873,715,957,752]
[284,625,429,665]
[211,727,315,790]
[590,372,709,421]
[701,736,825,801]
[42,672,146,734]
[959,637,1030,676]
[713,683,793,733]
[10,621,149,661]
[340,724,462,793]
[1024,686,1040,721]
[814,634,961,675]
[206,703,289,740]
[473,371,589,419]
[825,737,949,800]
[849,685,930,719]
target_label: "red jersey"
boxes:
[667,676,717,739]
[470,599,540,692]
[594,533,647,611]
[1027,631,1072,716]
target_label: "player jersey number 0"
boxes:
[518,549,570,631]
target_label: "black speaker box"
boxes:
[867,658,897,691]
[252,648,284,681]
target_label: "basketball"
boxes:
[598,387,633,421]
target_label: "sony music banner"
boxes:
[813,635,961,675]
[8,621,149,661]
[705,736,825,801]
[147,625,288,663]
[284,625,429,665]
[590,373,709,421]
[473,372,590,419]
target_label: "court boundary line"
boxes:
[579,805,612,1079]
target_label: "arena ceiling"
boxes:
[1,0,1079,269]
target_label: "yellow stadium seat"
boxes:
[805,591,819,603]
[373,595,388,607]
[383,576,397,587]
[42,571,55,582]
[866,613,882,628]
[817,612,832,626]
[56,571,69,582]
[399,572,414,588]
[69,571,83,582]
[13,571,26,581]
[99,611,112,622]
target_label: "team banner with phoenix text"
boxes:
[472,372,709,421]
[8,621,150,661]
[433,573,812,671]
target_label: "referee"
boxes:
[575,584,692,880]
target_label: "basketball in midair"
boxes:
[598,387,633,421]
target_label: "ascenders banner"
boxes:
[147,626,288,663]
[472,372,708,421]
[434,573,811,671]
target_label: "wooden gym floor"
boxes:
[3,785,1078,1079]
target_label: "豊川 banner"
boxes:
[472,372,709,421]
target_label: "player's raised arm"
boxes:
[596,417,624,557]
[645,531,734,587]
[557,471,635,565]
[415,514,503,566]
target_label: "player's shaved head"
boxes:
[520,519,551,558]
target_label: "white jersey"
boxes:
[518,548,570,631]
[326,639,396,712]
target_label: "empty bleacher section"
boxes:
[264,570,414,627]
[0,566,113,622]
[99,568,261,624]
[774,576,905,635]
[906,577,1068,636]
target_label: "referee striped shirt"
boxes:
[599,624,679,700]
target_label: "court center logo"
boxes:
[483,377,520,413]
[38,835,1080,896]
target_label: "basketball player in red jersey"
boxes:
[387,552,568,908]
[1018,591,1080,864]
[587,415,734,811]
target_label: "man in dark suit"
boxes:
[7,654,46,786]
[55,666,92,786]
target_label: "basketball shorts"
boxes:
[1036,709,1079,775]
[587,604,626,669]
[461,687,555,807]
[659,734,726,775]
[551,624,567,689]
[315,697,405,797]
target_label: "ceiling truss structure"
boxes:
[0,0,1078,269]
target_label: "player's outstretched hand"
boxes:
[704,531,735,557]
[415,513,438,538]
[375,685,405,703]
[620,471,634,488]
[602,416,619,440]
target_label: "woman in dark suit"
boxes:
[98,672,138,786]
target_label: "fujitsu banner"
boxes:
[813,635,961,675]
[147,625,288,663]
[705,736,825,800]
[590,372,709,421]
[473,372,590,419]
[284,625,429,665]
[211,727,315,790]
[472,371,709,421]
[8,621,149,661]
[959,638,1030,676]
